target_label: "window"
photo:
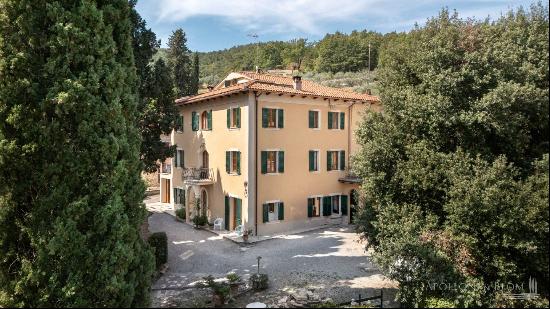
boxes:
[175,115,184,132]
[175,149,184,168]
[174,188,185,204]
[309,110,320,129]
[225,151,241,175]
[327,150,345,171]
[328,112,345,130]
[263,201,284,222]
[227,107,241,129]
[332,195,340,215]
[261,150,284,174]
[307,197,321,217]
[309,150,319,172]
[201,111,208,130]
[192,111,199,131]
[262,108,284,128]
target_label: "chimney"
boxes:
[366,88,372,95]
[292,75,302,91]
[207,85,214,91]
[255,66,260,73]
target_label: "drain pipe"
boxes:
[253,91,262,236]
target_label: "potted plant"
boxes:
[226,272,242,295]
[175,207,186,222]
[249,273,269,291]
[201,275,230,307]
[242,228,253,242]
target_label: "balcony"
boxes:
[161,163,172,174]
[182,167,215,185]
[338,168,362,184]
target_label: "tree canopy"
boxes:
[353,4,549,307]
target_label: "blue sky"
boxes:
[136,0,535,52]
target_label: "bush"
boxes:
[175,207,186,220]
[148,232,168,269]
[192,215,208,227]
[250,273,269,291]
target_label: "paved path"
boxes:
[147,207,398,307]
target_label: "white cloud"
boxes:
[156,0,379,35]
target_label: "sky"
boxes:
[136,0,536,52]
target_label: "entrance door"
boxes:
[224,196,230,230]
[349,189,358,224]
[161,179,171,203]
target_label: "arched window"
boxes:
[201,189,208,217]
[202,150,209,169]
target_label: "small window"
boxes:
[175,115,184,132]
[309,150,319,172]
[262,108,283,128]
[226,151,241,174]
[201,111,208,130]
[328,151,339,171]
[309,110,320,129]
[266,151,277,173]
[330,112,339,129]
[175,149,184,168]
[267,109,277,128]
[174,188,185,204]
[308,197,321,217]
[332,195,340,215]
[268,203,277,222]
[228,107,241,129]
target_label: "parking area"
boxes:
[147,203,398,307]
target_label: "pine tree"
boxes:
[129,1,176,172]
[0,0,154,306]
[141,58,177,172]
[190,52,200,95]
[167,28,191,97]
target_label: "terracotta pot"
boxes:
[212,293,225,307]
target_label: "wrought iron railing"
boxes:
[182,167,214,182]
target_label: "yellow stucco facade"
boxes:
[160,72,379,236]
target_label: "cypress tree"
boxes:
[0,0,154,307]
[190,52,200,95]
[167,28,191,97]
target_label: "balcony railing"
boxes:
[338,168,362,184]
[161,163,172,174]
[182,167,214,183]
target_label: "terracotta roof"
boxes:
[176,71,379,105]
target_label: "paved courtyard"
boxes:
[146,195,398,307]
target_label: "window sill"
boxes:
[227,172,241,176]
[228,127,240,131]
[309,170,320,173]
[263,127,282,130]
[264,220,282,224]
[264,172,282,176]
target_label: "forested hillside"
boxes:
[155,30,392,92]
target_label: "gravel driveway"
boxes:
[148,207,398,307]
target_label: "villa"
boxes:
[159,71,380,236]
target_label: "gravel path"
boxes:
[147,201,398,307]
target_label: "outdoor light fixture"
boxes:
[244,181,248,196]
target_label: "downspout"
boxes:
[348,102,356,173]
[253,91,262,236]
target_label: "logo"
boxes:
[503,277,540,300]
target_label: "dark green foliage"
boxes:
[167,28,192,97]
[0,0,154,306]
[250,273,269,291]
[175,207,186,220]
[148,232,168,269]
[129,1,176,173]
[140,58,177,172]
[353,4,549,307]
[191,52,200,93]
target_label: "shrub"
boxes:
[192,215,208,227]
[175,207,186,220]
[148,232,168,268]
[250,273,269,291]
[226,272,241,284]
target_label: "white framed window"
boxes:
[307,196,322,217]
[308,110,320,129]
[226,150,241,175]
[175,149,184,168]
[262,107,284,129]
[268,202,278,222]
[263,200,284,223]
[327,150,345,171]
[309,150,320,172]
[328,111,344,130]
[230,107,240,129]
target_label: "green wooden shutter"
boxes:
[307,198,314,217]
[181,150,185,168]
[340,150,345,170]
[207,110,212,130]
[309,151,315,171]
[236,199,242,227]
[227,109,231,128]
[341,195,348,215]
[173,188,177,203]
[278,151,284,173]
[278,202,284,221]
[308,111,314,128]
[277,109,284,128]
[327,151,332,171]
[236,151,241,175]
[262,108,268,128]
[261,151,267,174]
[224,197,230,230]
[323,196,331,216]
[192,111,198,131]
[262,204,269,223]
[225,151,230,173]
[340,112,345,129]
[328,112,333,129]
[236,107,241,128]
